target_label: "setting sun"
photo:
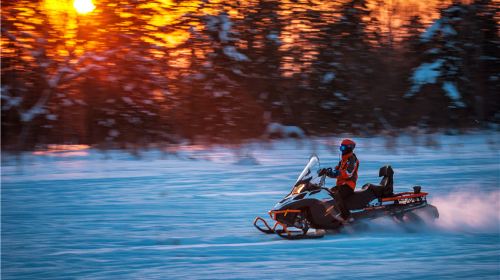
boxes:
[73,0,95,14]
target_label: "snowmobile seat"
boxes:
[345,188,377,210]
[361,165,394,198]
[339,166,396,211]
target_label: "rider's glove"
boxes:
[331,169,340,178]
[318,167,332,176]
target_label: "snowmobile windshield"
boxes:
[295,155,323,185]
[288,155,324,196]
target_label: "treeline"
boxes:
[1,0,498,150]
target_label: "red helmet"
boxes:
[340,138,356,154]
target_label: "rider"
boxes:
[318,138,359,221]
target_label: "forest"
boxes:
[2,0,499,150]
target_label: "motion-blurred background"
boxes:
[2,0,499,150]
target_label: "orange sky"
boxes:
[40,0,460,50]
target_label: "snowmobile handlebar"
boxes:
[319,187,335,197]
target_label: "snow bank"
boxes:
[234,154,259,165]
[265,122,305,139]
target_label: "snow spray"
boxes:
[430,190,500,232]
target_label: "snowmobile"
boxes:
[254,155,439,239]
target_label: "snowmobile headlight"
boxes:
[292,184,305,194]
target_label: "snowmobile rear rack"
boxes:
[382,192,428,202]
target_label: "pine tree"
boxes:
[1,0,182,149]
[1,1,82,148]
[308,9,346,130]
[331,0,374,130]
[77,0,172,147]
[175,6,264,142]
[405,1,499,127]
[469,0,499,123]
[240,0,285,127]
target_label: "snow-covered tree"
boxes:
[76,0,172,146]
[1,0,178,149]
[174,9,264,142]
[310,0,374,131]
[405,1,499,125]
[469,0,499,123]
[406,5,468,108]
[308,9,346,124]
[241,0,284,101]
[1,1,85,148]
[402,16,426,68]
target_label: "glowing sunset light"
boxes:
[73,0,95,14]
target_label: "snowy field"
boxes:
[2,131,500,279]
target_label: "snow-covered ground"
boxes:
[2,131,500,279]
